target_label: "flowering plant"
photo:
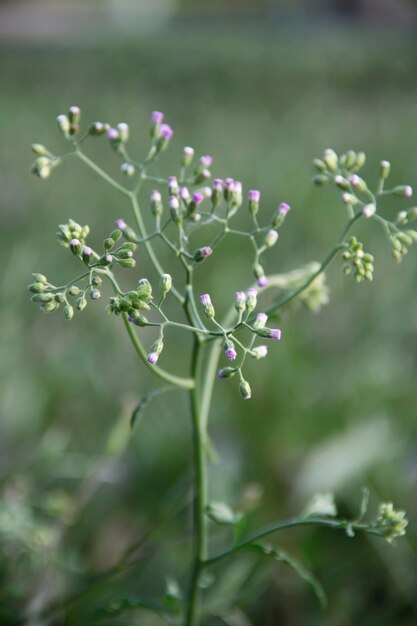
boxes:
[29,106,413,624]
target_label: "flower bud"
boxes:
[393,185,413,197]
[28,282,45,294]
[194,168,211,185]
[264,229,278,248]
[150,190,163,217]
[349,174,367,192]
[271,202,291,228]
[234,291,246,313]
[362,203,376,219]
[239,379,252,400]
[342,193,357,205]
[187,192,204,217]
[76,296,87,311]
[82,246,93,264]
[150,110,164,139]
[256,327,282,340]
[200,293,215,319]
[68,105,81,124]
[194,246,212,263]
[253,264,266,288]
[323,149,338,172]
[168,175,179,196]
[57,114,70,136]
[217,367,238,380]
[54,292,65,303]
[334,175,350,191]
[182,146,195,167]
[31,144,50,157]
[117,258,136,268]
[68,285,81,296]
[156,124,173,152]
[224,339,237,361]
[355,152,366,169]
[212,179,224,208]
[251,345,268,359]
[169,196,181,224]
[89,288,101,300]
[160,273,172,294]
[248,190,261,216]
[148,337,164,364]
[313,158,326,172]
[69,238,82,256]
[379,160,391,179]
[313,174,329,186]
[121,162,135,177]
[137,278,153,300]
[224,178,235,202]
[32,273,47,284]
[64,305,74,320]
[253,312,268,329]
[246,288,257,313]
[32,157,52,179]
[117,122,129,143]
[89,121,107,136]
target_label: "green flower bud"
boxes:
[379,160,391,179]
[323,149,338,172]
[313,174,329,186]
[32,273,47,284]
[264,229,278,248]
[239,378,252,400]
[32,157,52,179]
[42,300,59,313]
[68,285,80,296]
[355,152,366,169]
[392,185,413,198]
[89,288,101,300]
[121,162,135,177]
[91,275,102,287]
[344,150,357,170]
[31,144,50,157]
[160,273,172,294]
[76,296,87,311]
[200,294,215,319]
[405,229,417,243]
[64,305,74,320]
[54,292,65,303]
[217,367,238,380]
[117,122,129,143]
[28,282,45,294]
[57,114,70,136]
[68,105,81,124]
[117,258,136,268]
[137,278,153,301]
[334,175,350,191]
[110,229,123,242]
[89,121,107,136]
[313,158,326,172]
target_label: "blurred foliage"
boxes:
[1,26,417,626]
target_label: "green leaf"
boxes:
[130,386,176,429]
[249,543,327,608]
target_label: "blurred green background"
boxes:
[1,1,417,624]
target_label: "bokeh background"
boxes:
[1,1,417,624]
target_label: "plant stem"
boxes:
[185,337,208,626]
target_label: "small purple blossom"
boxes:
[247,287,257,298]
[70,238,80,247]
[200,293,211,307]
[270,329,282,341]
[115,218,127,230]
[192,192,204,205]
[160,124,173,140]
[200,155,213,168]
[255,312,268,328]
[82,246,92,256]
[257,276,267,288]
[169,196,180,210]
[147,352,159,365]
[151,111,164,124]
[151,189,162,203]
[107,127,119,141]
[279,202,291,215]
[213,178,224,191]
[225,178,235,191]
[180,187,190,201]
[248,189,261,202]
[349,174,361,187]
[225,347,237,361]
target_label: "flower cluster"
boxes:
[372,502,408,543]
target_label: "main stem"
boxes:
[186,338,208,626]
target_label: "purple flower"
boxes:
[160,124,173,140]
[248,189,261,202]
[257,276,267,288]
[115,218,127,230]
[252,345,268,359]
[151,111,164,124]
[82,246,92,256]
[247,287,257,298]
[200,294,211,307]
[107,127,119,141]
[147,352,159,365]
[270,329,282,341]
[169,196,179,210]
[213,178,224,191]
[225,347,237,361]
[225,178,235,191]
[279,202,291,215]
[200,155,213,168]
[192,192,204,205]
[70,238,80,247]
[180,187,190,201]
[234,290,246,312]
[255,312,268,329]
[151,189,162,203]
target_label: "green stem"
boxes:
[75,149,131,197]
[205,517,382,566]
[185,337,208,626]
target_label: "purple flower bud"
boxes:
[169,196,180,210]
[82,246,92,256]
[199,293,215,318]
[160,124,173,140]
[107,127,119,141]
[194,246,212,263]
[180,187,190,201]
[217,367,237,380]
[279,202,291,215]
[147,352,159,365]
[213,178,224,191]
[246,287,257,312]
[270,328,282,340]
[224,178,235,201]
[234,291,246,313]
[151,190,162,203]
[152,111,164,124]
[257,276,267,288]
[200,294,211,307]
[225,347,237,361]
[248,190,261,202]
[70,238,80,248]
[184,146,194,156]
[168,176,179,196]
[200,155,213,168]
[192,192,204,205]
[254,312,268,329]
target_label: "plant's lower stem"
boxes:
[186,338,208,626]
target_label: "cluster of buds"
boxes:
[390,230,417,262]
[372,503,408,543]
[108,278,153,321]
[57,219,90,249]
[342,237,374,282]
[313,148,366,185]
[28,273,88,319]
[31,143,59,180]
